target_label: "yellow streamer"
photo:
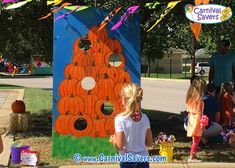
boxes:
[147,0,181,32]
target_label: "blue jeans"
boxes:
[120,162,149,168]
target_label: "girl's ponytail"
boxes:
[119,83,142,117]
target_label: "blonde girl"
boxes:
[219,82,235,127]
[109,83,153,168]
[186,78,206,162]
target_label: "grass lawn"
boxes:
[3,86,235,167]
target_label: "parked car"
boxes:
[195,62,210,76]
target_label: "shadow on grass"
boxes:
[0,84,23,89]
[12,108,235,164]
[143,109,186,139]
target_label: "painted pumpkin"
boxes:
[11,100,26,113]
[72,50,93,67]
[99,64,119,84]
[54,113,73,135]
[105,118,115,135]
[97,73,115,100]
[91,117,107,138]
[118,69,131,83]
[104,38,122,53]
[64,62,85,81]
[85,62,101,82]
[87,26,109,44]
[57,95,84,115]
[81,91,99,117]
[93,48,107,66]
[58,76,77,97]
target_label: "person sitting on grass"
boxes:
[109,83,153,168]
[219,82,235,128]
[202,83,223,144]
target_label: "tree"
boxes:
[0,1,52,64]
[0,0,234,71]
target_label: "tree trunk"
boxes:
[147,59,151,77]
[191,36,196,77]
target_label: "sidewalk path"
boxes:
[0,89,25,167]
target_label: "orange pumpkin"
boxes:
[91,116,107,138]
[92,48,107,66]
[64,62,85,81]
[11,100,26,113]
[118,69,131,83]
[57,95,84,115]
[97,73,115,100]
[72,50,93,67]
[58,76,77,97]
[69,113,93,137]
[99,64,119,84]
[81,91,99,117]
[87,26,109,44]
[105,51,126,70]
[105,118,115,135]
[85,62,100,82]
[95,99,120,119]
[54,113,73,135]
[104,38,122,53]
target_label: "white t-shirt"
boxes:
[114,113,150,156]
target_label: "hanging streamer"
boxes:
[54,5,80,22]
[195,0,210,5]
[52,0,63,6]
[190,0,210,41]
[147,0,181,32]
[38,2,72,20]
[63,6,89,11]
[145,1,161,9]
[46,0,63,6]
[4,0,32,10]
[98,6,122,31]
[111,6,139,31]
[190,22,201,42]
[47,1,54,6]
[2,0,19,3]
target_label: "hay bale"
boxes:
[9,112,31,132]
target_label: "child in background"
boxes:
[109,83,153,168]
[219,82,235,128]
[186,78,206,162]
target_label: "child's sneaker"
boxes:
[188,154,202,163]
[188,157,202,163]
